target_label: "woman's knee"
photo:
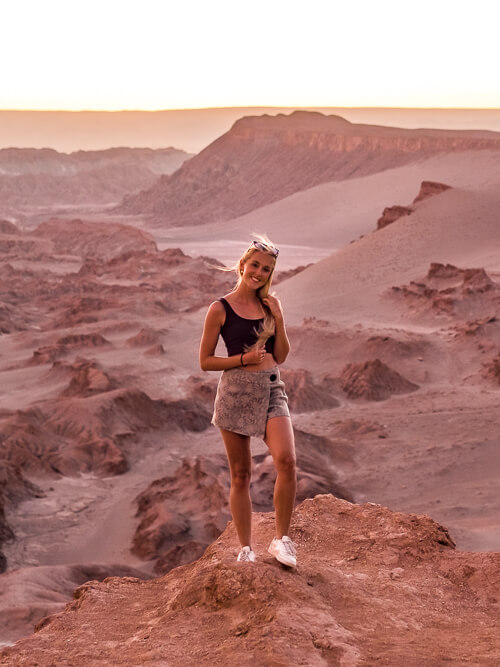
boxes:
[231,467,251,489]
[274,453,296,476]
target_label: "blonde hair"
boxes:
[220,234,279,351]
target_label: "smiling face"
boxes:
[239,250,275,292]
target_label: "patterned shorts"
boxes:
[212,365,290,439]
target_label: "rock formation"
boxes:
[0,146,191,221]
[376,180,452,230]
[391,263,499,319]
[376,205,413,230]
[339,359,419,400]
[413,180,452,204]
[116,112,492,226]
[483,353,500,384]
[2,495,499,666]
[131,429,352,574]
[279,368,340,412]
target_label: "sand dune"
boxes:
[277,184,500,326]
[156,149,500,269]
[118,111,500,227]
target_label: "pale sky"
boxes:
[2,0,499,110]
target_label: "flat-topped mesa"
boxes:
[116,111,500,227]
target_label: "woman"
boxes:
[199,237,297,567]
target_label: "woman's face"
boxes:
[240,251,275,290]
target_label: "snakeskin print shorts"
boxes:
[212,365,290,439]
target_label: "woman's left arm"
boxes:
[261,294,290,364]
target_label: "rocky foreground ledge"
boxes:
[2,495,499,666]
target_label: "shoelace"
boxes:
[239,549,253,561]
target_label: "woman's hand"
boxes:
[243,346,267,365]
[261,293,284,321]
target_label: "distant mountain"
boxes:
[0,147,191,215]
[2,108,500,154]
[116,111,500,228]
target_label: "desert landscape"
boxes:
[1,109,500,664]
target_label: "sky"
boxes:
[1,0,499,111]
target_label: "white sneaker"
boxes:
[237,546,256,562]
[268,536,297,568]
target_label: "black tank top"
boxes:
[219,297,275,356]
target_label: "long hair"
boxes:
[220,234,278,351]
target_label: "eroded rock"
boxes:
[2,495,499,666]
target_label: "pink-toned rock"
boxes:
[391,263,498,320]
[132,428,353,573]
[413,180,452,204]
[483,353,500,384]
[376,205,413,230]
[0,390,211,479]
[0,219,20,234]
[132,456,230,573]
[340,358,419,400]
[116,111,500,227]
[32,218,157,260]
[59,359,117,397]
[0,464,43,572]
[126,327,164,347]
[279,368,339,412]
[31,334,111,365]
[2,495,499,666]
[427,262,462,279]
[144,343,165,356]
[462,268,495,293]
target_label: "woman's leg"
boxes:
[220,428,253,547]
[265,416,296,538]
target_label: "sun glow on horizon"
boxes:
[1,0,499,111]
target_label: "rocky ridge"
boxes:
[117,112,500,226]
[2,495,499,666]
[376,180,452,230]
[0,147,191,222]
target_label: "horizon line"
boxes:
[1,105,500,113]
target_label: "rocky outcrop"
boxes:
[131,429,352,573]
[117,111,497,226]
[33,218,157,260]
[0,147,191,214]
[0,563,151,645]
[413,180,452,204]
[427,262,463,279]
[31,334,111,364]
[125,327,165,347]
[0,389,212,479]
[58,359,118,397]
[376,180,453,231]
[279,368,340,412]
[340,358,419,400]
[2,495,499,666]
[391,263,499,319]
[0,228,234,332]
[0,220,20,234]
[132,456,230,573]
[483,353,500,384]
[0,464,43,573]
[376,204,413,229]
